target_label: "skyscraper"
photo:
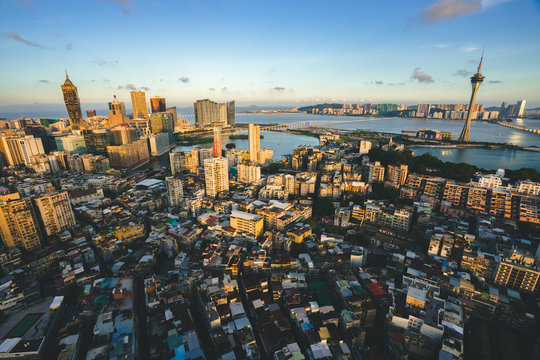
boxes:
[194,99,219,127]
[204,157,229,197]
[0,193,41,251]
[130,91,149,119]
[458,53,485,142]
[150,112,173,134]
[248,123,260,162]
[150,96,167,113]
[167,106,178,122]
[33,191,76,236]
[61,71,84,130]
[108,95,127,126]
[516,100,526,117]
[227,100,236,125]
[213,127,222,157]
[219,103,228,126]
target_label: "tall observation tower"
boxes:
[458,52,485,142]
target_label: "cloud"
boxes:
[178,76,190,83]
[419,0,510,25]
[374,81,384,85]
[420,0,482,25]
[38,80,50,83]
[411,67,434,83]
[488,80,503,84]
[66,42,73,50]
[102,0,134,14]
[117,84,150,91]
[460,45,479,53]
[93,59,119,67]
[209,88,215,91]
[435,43,450,48]
[273,87,286,91]
[1,32,47,49]
[454,69,470,77]
[221,87,228,91]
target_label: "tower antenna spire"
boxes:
[477,49,484,74]
[65,69,69,80]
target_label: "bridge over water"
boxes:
[498,121,540,136]
[258,117,396,131]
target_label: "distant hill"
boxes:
[484,106,500,111]
[297,103,343,112]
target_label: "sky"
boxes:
[1,0,540,113]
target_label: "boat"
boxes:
[401,130,417,134]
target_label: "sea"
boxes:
[3,110,540,171]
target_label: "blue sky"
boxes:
[1,0,540,110]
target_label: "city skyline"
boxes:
[1,0,540,111]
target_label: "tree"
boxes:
[225,143,236,149]
[313,197,335,217]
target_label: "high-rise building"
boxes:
[458,53,485,142]
[148,133,171,156]
[248,123,260,162]
[0,193,41,251]
[227,101,235,125]
[166,176,184,207]
[238,162,261,183]
[386,164,408,186]
[61,72,84,130]
[86,110,97,118]
[166,106,178,122]
[198,148,213,165]
[367,161,385,183]
[219,103,228,126]
[213,127,222,157]
[110,126,137,145]
[82,129,114,155]
[108,95,128,126]
[204,157,229,197]
[257,147,273,164]
[150,112,174,134]
[494,249,539,292]
[130,91,149,119]
[170,150,198,174]
[55,134,87,154]
[359,140,372,154]
[417,104,432,117]
[0,135,44,166]
[193,99,235,127]
[33,191,76,237]
[194,99,219,127]
[516,100,526,117]
[107,139,150,169]
[150,96,167,113]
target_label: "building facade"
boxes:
[0,194,41,250]
[204,157,229,197]
[61,72,84,130]
[130,91,149,119]
[34,191,76,237]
